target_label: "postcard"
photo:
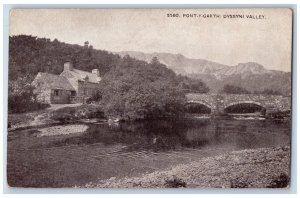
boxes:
[7,8,292,188]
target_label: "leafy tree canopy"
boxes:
[99,56,187,120]
[8,75,49,113]
[9,35,121,80]
[221,84,250,94]
[254,88,282,95]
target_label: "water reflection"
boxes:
[50,117,290,152]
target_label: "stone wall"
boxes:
[50,89,72,104]
[77,81,99,97]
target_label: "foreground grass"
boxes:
[83,146,290,188]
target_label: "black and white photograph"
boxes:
[6,8,292,188]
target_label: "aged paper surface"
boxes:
[8,8,292,188]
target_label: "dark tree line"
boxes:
[221,84,251,94]
[221,84,282,95]
[9,35,121,81]
[254,88,282,95]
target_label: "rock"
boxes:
[37,124,88,137]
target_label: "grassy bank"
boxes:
[83,146,290,188]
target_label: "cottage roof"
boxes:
[64,68,101,83]
[34,72,76,91]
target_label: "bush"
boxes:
[8,76,50,113]
[51,113,75,124]
[50,104,104,123]
[267,110,290,119]
[230,180,249,188]
[91,90,102,102]
[164,176,187,188]
[260,88,282,95]
[267,173,289,188]
[221,84,250,94]
[176,75,210,94]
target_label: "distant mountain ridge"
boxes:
[115,51,291,95]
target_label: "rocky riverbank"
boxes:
[37,124,89,137]
[83,146,290,188]
[8,104,102,131]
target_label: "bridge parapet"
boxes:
[186,93,291,115]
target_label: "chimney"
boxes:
[92,69,100,77]
[64,62,73,71]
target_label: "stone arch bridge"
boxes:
[186,93,291,115]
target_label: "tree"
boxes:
[8,76,49,113]
[221,84,250,94]
[9,35,122,80]
[260,88,282,95]
[99,56,186,121]
[84,41,89,48]
[150,56,160,65]
[176,75,209,93]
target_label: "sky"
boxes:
[9,9,292,72]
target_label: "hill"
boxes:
[9,35,122,80]
[116,51,291,95]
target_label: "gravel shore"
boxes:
[83,146,290,188]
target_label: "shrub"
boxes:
[91,90,102,102]
[176,75,210,94]
[260,88,282,95]
[8,76,50,113]
[50,112,76,124]
[230,180,249,188]
[267,173,289,188]
[50,104,104,123]
[164,176,187,188]
[267,110,290,120]
[221,84,250,94]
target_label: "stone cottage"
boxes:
[32,62,101,104]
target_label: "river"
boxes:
[7,117,290,187]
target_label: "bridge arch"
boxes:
[224,101,266,114]
[185,101,212,114]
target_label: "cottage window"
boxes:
[54,90,59,96]
[71,91,76,96]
